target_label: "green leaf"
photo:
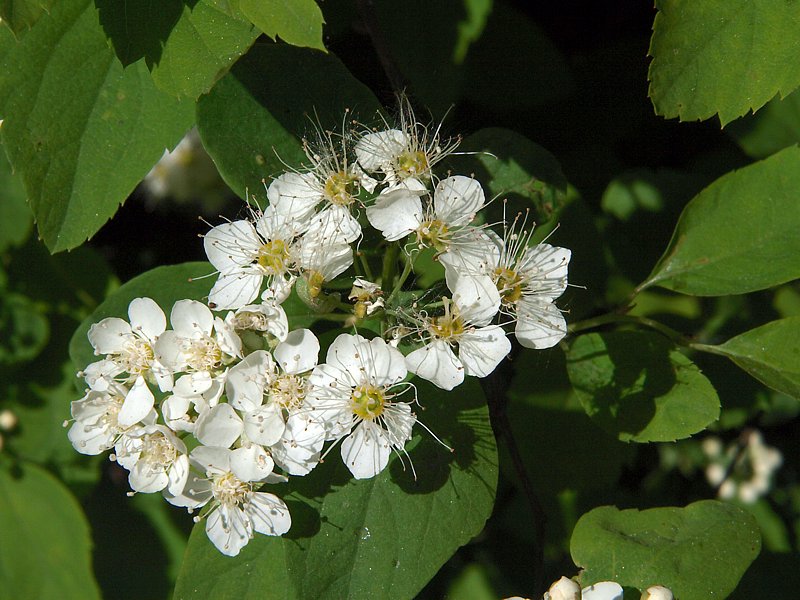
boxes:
[728,89,800,159]
[0,0,56,36]
[95,0,259,99]
[648,0,800,126]
[239,0,325,51]
[0,143,32,252]
[0,0,195,252]
[69,262,316,371]
[174,379,497,600]
[196,42,380,198]
[0,292,49,365]
[699,317,800,400]
[0,462,101,600]
[565,331,719,443]
[571,500,761,599]
[642,146,800,296]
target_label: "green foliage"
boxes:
[0,146,31,252]
[0,292,48,364]
[0,462,101,599]
[648,0,800,125]
[566,331,719,443]
[0,0,56,36]
[196,42,380,199]
[238,0,325,51]
[0,0,194,252]
[571,501,762,599]
[643,146,800,296]
[174,379,497,600]
[728,89,800,159]
[700,317,800,401]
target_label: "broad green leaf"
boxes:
[0,0,194,252]
[239,0,325,51]
[571,501,761,599]
[454,0,492,63]
[197,42,380,198]
[0,143,32,251]
[95,0,259,99]
[728,89,800,159]
[566,331,719,443]
[642,146,800,296]
[0,462,101,600]
[0,0,56,36]
[698,317,800,400]
[69,262,316,371]
[446,563,496,600]
[648,0,800,125]
[174,378,497,600]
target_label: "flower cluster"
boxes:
[507,576,673,600]
[67,103,571,556]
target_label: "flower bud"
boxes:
[544,576,580,600]
[640,585,674,600]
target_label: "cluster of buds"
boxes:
[508,576,674,600]
[66,102,571,556]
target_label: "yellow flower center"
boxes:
[395,150,429,180]
[304,270,325,299]
[119,338,154,375]
[183,336,222,372]
[257,239,290,275]
[351,384,385,420]
[323,170,359,206]
[493,267,524,304]
[417,219,450,252]
[140,431,177,468]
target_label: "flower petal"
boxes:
[406,340,464,391]
[118,376,155,428]
[206,504,251,557]
[366,337,406,387]
[88,317,132,354]
[243,403,286,447]
[515,298,567,349]
[248,492,292,536]
[209,272,263,311]
[204,220,261,272]
[452,274,501,326]
[230,443,275,482]
[458,326,511,378]
[171,300,214,337]
[433,175,485,226]
[267,172,321,219]
[274,329,319,375]
[226,350,271,412]
[341,420,392,479]
[194,403,243,448]
[366,188,424,241]
[520,243,571,301]
[128,297,166,341]
[355,129,408,170]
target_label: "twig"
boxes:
[355,0,407,93]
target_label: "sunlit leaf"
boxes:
[648,0,800,125]
[174,379,497,600]
[0,0,194,252]
[0,462,101,599]
[566,331,719,442]
[197,42,379,199]
[642,146,800,296]
[239,0,325,51]
[571,501,761,599]
[698,317,800,400]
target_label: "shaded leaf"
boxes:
[642,146,800,296]
[648,0,800,125]
[571,500,761,599]
[239,0,325,51]
[566,331,719,443]
[727,89,800,159]
[0,292,48,365]
[0,0,194,252]
[699,317,800,400]
[174,379,497,600]
[0,143,32,251]
[0,0,56,36]
[197,42,380,199]
[95,0,259,99]
[0,462,101,599]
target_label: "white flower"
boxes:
[349,278,384,319]
[581,582,623,600]
[203,207,308,310]
[354,100,459,187]
[405,276,509,390]
[307,333,417,479]
[366,176,486,251]
[155,300,241,394]
[67,381,156,455]
[226,301,289,343]
[161,373,225,433]
[543,577,580,600]
[441,218,571,350]
[84,297,171,392]
[114,424,189,495]
[704,430,782,503]
[165,446,291,557]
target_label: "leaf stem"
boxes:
[569,313,690,346]
[381,243,400,291]
[387,253,415,304]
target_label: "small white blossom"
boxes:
[640,585,674,600]
[114,424,189,495]
[165,446,290,556]
[308,333,417,479]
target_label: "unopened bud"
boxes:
[581,582,623,600]
[640,585,673,600]
[0,409,17,432]
[544,577,580,600]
